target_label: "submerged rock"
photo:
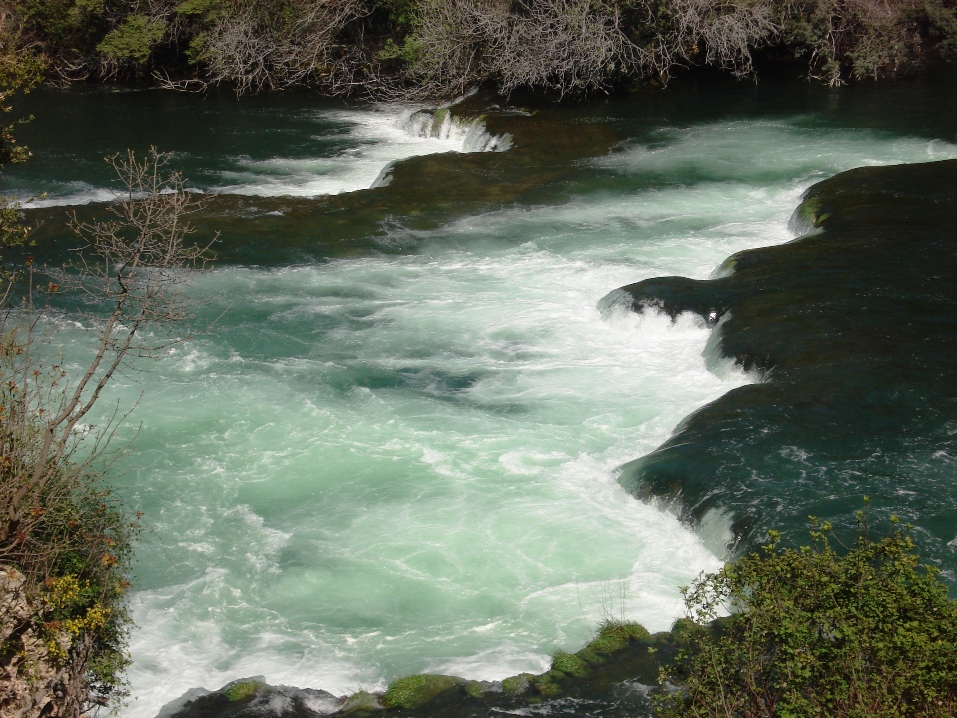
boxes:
[606,158,957,560]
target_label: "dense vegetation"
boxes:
[657,506,957,717]
[9,0,957,97]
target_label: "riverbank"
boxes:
[10,0,957,100]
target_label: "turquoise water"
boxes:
[7,74,957,715]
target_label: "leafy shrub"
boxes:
[656,506,957,717]
[97,14,166,65]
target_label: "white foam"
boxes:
[19,106,510,207]
[21,183,115,208]
[209,106,508,198]
[114,246,750,716]
[601,119,957,181]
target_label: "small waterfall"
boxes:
[402,109,513,152]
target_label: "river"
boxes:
[6,66,957,716]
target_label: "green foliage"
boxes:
[377,0,419,27]
[97,14,166,65]
[378,36,424,64]
[0,32,45,168]
[656,508,957,717]
[176,0,217,16]
[18,0,109,59]
[0,30,44,261]
[0,463,138,704]
[382,674,461,709]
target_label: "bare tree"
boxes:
[187,0,371,94]
[0,148,215,716]
[1,148,214,550]
[401,0,780,98]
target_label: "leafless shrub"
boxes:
[196,0,371,93]
[15,0,952,96]
[405,0,646,97]
[403,0,781,96]
[495,0,647,94]
[652,0,781,77]
[783,0,923,84]
[0,148,214,557]
[0,148,215,714]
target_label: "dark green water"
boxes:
[612,158,957,572]
[5,66,957,715]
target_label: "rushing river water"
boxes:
[6,68,957,716]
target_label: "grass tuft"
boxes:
[382,674,460,709]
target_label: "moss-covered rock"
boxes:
[501,672,535,695]
[550,650,590,677]
[339,690,383,714]
[221,678,266,702]
[382,674,463,710]
[583,621,651,655]
[531,672,564,696]
[464,681,485,698]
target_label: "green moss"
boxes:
[382,674,461,710]
[339,691,382,714]
[550,650,589,677]
[430,108,449,135]
[532,672,564,696]
[464,681,485,698]
[794,194,831,230]
[576,647,606,666]
[501,673,534,695]
[583,621,650,655]
[222,679,264,702]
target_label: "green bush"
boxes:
[656,506,957,717]
[97,14,166,65]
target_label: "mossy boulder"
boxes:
[339,690,383,714]
[382,674,463,710]
[583,621,651,655]
[550,650,590,677]
[531,672,564,696]
[221,678,266,702]
[501,672,535,695]
[464,681,485,698]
